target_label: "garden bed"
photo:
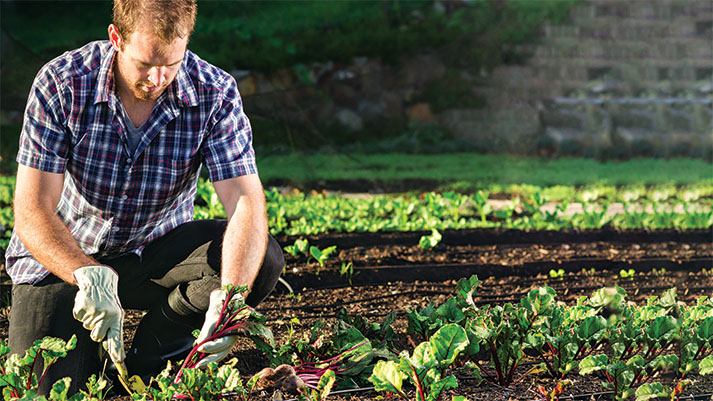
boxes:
[1,228,712,400]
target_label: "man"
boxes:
[6,0,284,394]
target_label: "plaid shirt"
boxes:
[6,41,257,285]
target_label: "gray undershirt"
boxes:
[116,99,145,156]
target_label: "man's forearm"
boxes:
[220,194,268,290]
[15,206,101,285]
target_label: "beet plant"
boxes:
[336,308,397,352]
[251,324,374,394]
[527,305,607,378]
[579,353,679,401]
[701,355,713,375]
[0,335,109,401]
[464,286,555,387]
[635,380,692,401]
[369,323,469,401]
[129,284,272,401]
[136,358,247,401]
[406,275,480,342]
[407,300,464,342]
[678,297,713,376]
[527,286,637,379]
[174,285,273,383]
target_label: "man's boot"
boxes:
[125,286,204,380]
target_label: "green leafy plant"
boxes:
[0,335,79,400]
[548,268,565,280]
[635,379,692,401]
[579,353,679,401]
[309,245,337,267]
[471,191,492,224]
[464,287,555,387]
[297,369,335,401]
[336,308,396,352]
[339,262,358,284]
[528,304,607,378]
[700,355,713,375]
[285,238,310,258]
[419,229,442,251]
[406,299,466,343]
[619,269,636,280]
[369,324,469,401]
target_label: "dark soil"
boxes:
[1,228,712,400]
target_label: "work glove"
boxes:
[194,288,246,368]
[72,265,126,367]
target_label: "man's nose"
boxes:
[148,67,166,87]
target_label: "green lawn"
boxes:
[257,153,713,190]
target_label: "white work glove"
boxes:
[72,265,126,366]
[194,289,246,368]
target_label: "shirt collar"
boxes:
[94,44,198,109]
[94,43,116,106]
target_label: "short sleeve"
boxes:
[16,65,71,173]
[201,76,258,182]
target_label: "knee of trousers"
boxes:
[244,235,285,307]
[263,235,286,281]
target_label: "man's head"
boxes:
[109,0,197,101]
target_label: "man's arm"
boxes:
[13,165,102,285]
[212,173,268,289]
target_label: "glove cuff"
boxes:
[74,265,119,291]
[208,288,245,309]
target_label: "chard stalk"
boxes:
[409,364,425,401]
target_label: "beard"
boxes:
[130,80,167,101]
[115,54,170,101]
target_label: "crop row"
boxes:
[1,281,711,401]
[1,179,712,250]
[261,190,713,235]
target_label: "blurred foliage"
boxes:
[1,0,577,166]
[1,0,576,73]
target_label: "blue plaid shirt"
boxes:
[6,41,257,285]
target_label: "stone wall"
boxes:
[234,0,712,158]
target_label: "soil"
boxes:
[1,228,712,400]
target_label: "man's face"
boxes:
[112,26,188,101]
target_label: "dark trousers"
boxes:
[8,219,284,395]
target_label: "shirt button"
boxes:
[121,194,128,200]
[126,158,132,164]
[112,227,120,232]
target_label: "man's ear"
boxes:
[108,24,122,51]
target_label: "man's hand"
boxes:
[72,265,126,366]
[194,289,243,368]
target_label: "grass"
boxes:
[257,153,713,190]
[2,144,711,190]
